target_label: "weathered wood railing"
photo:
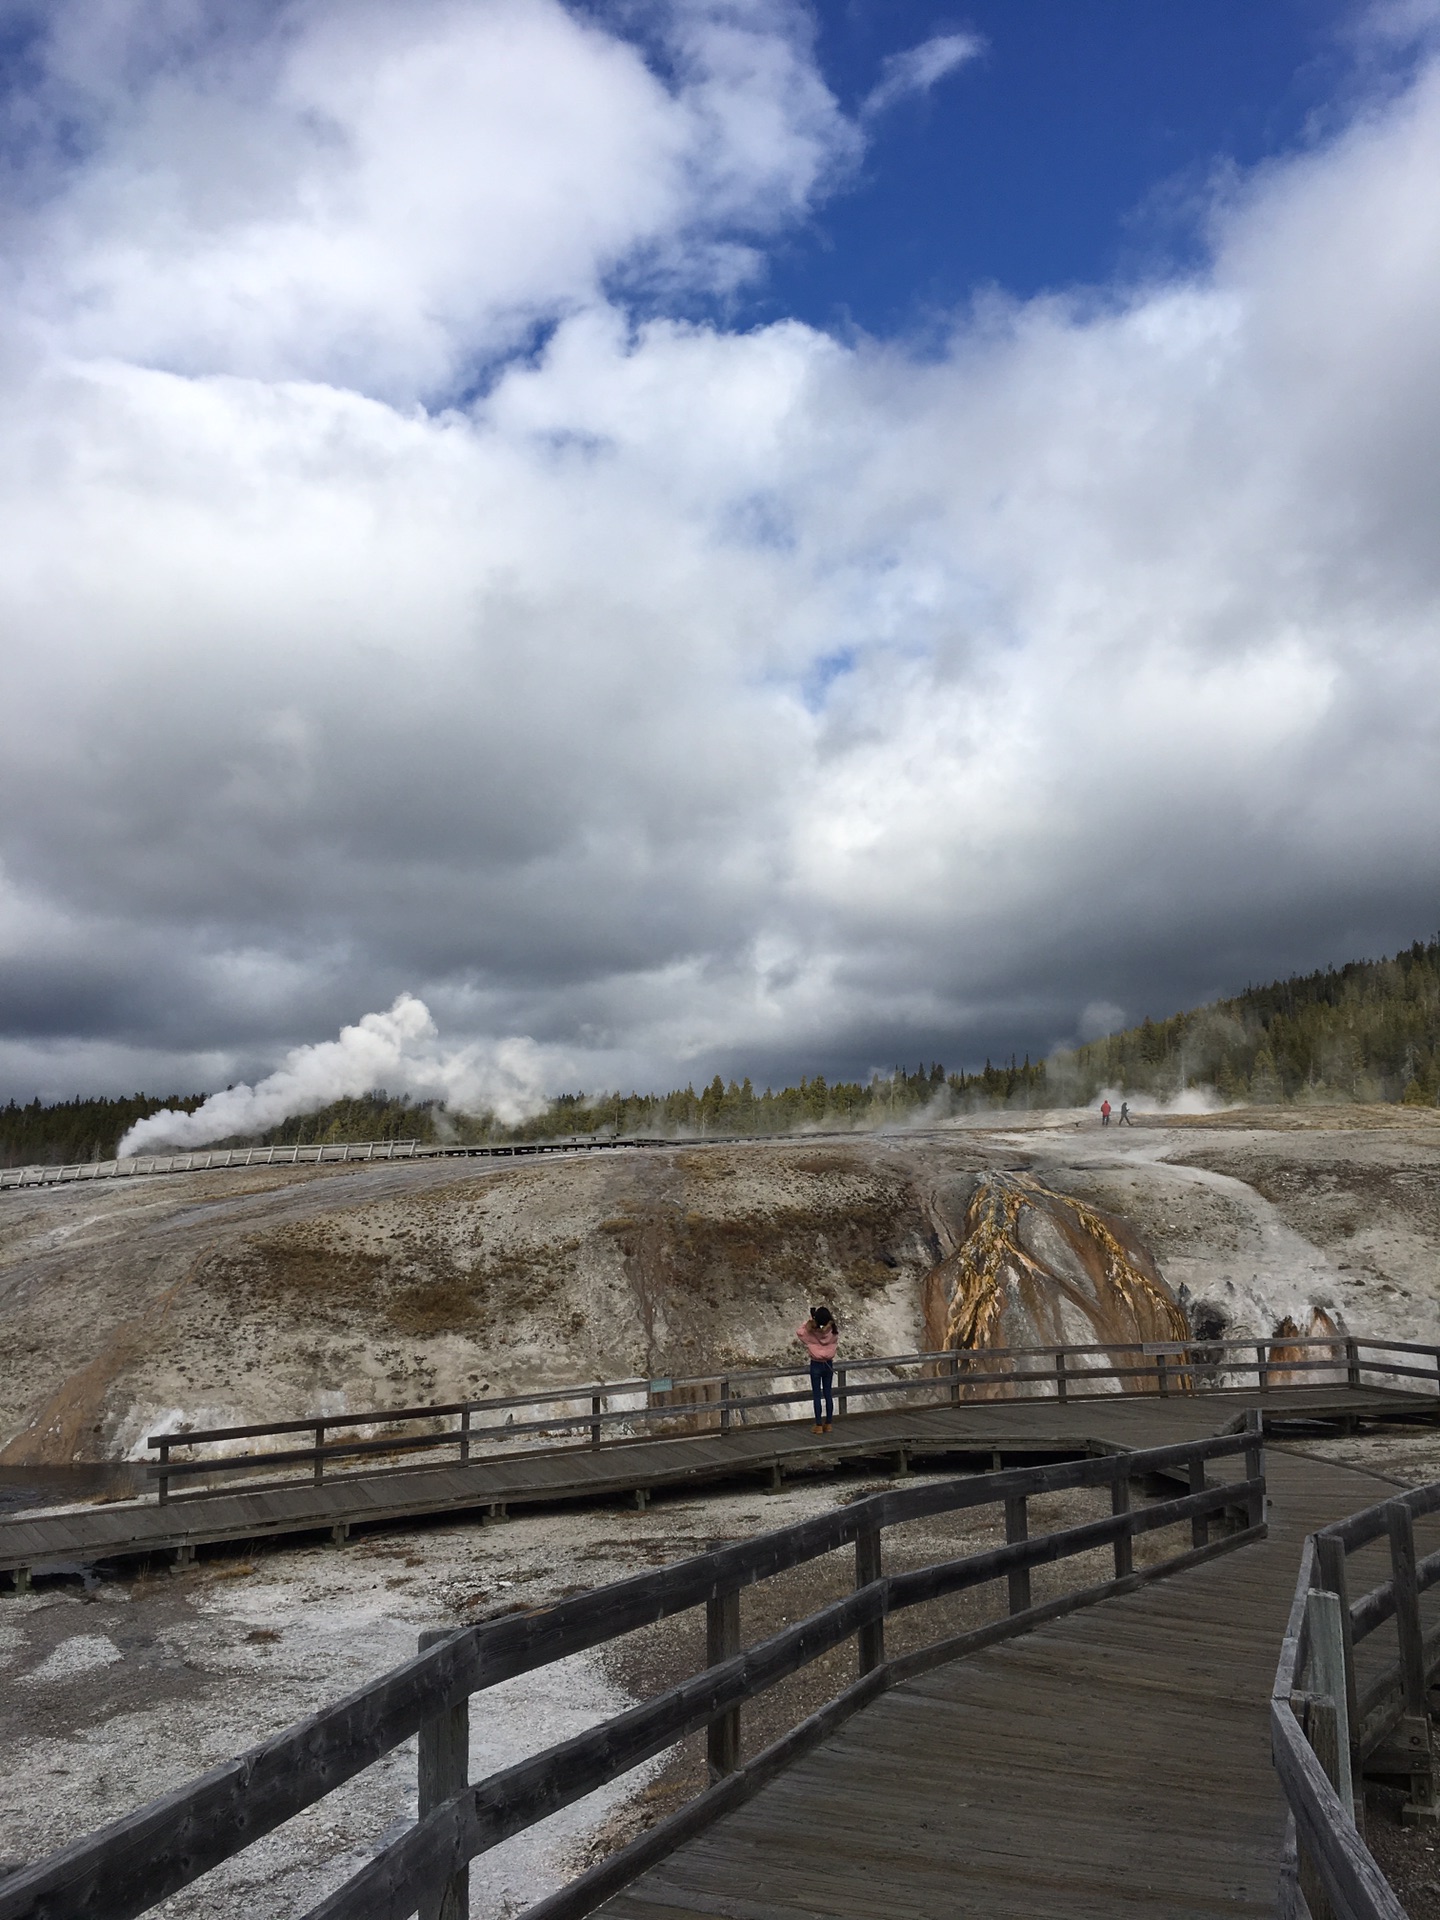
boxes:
[146,1334,1434,1503]
[1272,1478,1440,1919]
[0,1134,645,1191]
[0,1427,1265,1920]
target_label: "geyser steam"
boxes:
[118,996,548,1155]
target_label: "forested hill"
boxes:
[1055,936,1440,1106]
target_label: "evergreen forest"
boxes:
[1053,935,1440,1106]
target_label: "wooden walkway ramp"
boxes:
[0,1387,1422,1585]
[597,1401,1398,1920]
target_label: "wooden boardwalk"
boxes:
[1,1383,1426,1586]
[597,1400,1405,1920]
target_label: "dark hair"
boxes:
[811,1305,836,1330]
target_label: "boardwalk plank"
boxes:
[594,1440,1398,1920]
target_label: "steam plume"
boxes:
[117,996,548,1155]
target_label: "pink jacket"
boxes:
[796,1320,838,1362]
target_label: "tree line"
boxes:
[0,1059,1049,1165]
[1052,934,1440,1106]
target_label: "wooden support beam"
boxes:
[1386,1499,1438,1821]
[418,1630,469,1920]
[705,1588,742,1780]
[1189,1453,1208,1550]
[1304,1589,1355,1820]
[855,1522,884,1676]
[1314,1532,1360,1797]
[1005,1495,1031,1614]
[1298,1693,1342,1920]
[1243,1409,1265,1532]
[1111,1469,1132,1579]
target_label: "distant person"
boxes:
[1118,1102,1133,1126]
[797,1305,839,1433]
[1100,1099,1111,1126]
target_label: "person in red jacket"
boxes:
[1100,1098,1111,1126]
[797,1306,839,1432]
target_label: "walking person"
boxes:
[1118,1101,1133,1126]
[1100,1098,1111,1126]
[796,1305,839,1433]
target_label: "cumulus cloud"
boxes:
[2,1,1440,1108]
[119,996,551,1153]
[861,31,984,119]
[6,0,853,400]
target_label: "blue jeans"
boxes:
[810,1359,834,1423]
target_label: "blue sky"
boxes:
[736,2,1367,327]
[3,0,1440,1122]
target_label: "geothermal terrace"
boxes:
[2,1108,1440,1917]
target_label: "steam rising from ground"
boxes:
[118,997,549,1155]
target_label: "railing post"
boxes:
[591,1395,602,1448]
[856,1519,885,1675]
[1005,1494,1031,1614]
[418,1629,469,1920]
[1256,1341,1270,1394]
[1303,1587,1356,1825]
[1345,1337,1360,1390]
[1313,1532,1361,1806]
[1188,1451,1208,1549]
[1054,1349,1068,1403]
[719,1379,731,1436]
[837,1366,848,1419]
[1297,1688,1344,1920]
[1243,1408,1265,1532]
[705,1585,742,1780]
[1157,1352,1169,1398]
[156,1439,170,1507]
[314,1422,325,1486]
[1111,1464,1132,1577]
[1385,1498,1437,1819]
[949,1351,960,1407]
[459,1405,470,1467]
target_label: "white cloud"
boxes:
[1,3,1440,1106]
[8,0,854,402]
[861,32,984,120]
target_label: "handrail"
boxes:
[140,1332,1437,1504]
[0,1134,659,1191]
[1271,1477,1440,1918]
[0,1426,1265,1920]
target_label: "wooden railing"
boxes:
[146,1333,1436,1504]
[1271,1478,1440,1919]
[0,1427,1265,1920]
[0,1134,650,1191]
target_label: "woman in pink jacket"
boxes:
[797,1305,839,1432]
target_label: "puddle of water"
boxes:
[0,1463,147,1515]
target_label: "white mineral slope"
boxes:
[3,1114,1440,1469]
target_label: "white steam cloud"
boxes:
[118,997,549,1155]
